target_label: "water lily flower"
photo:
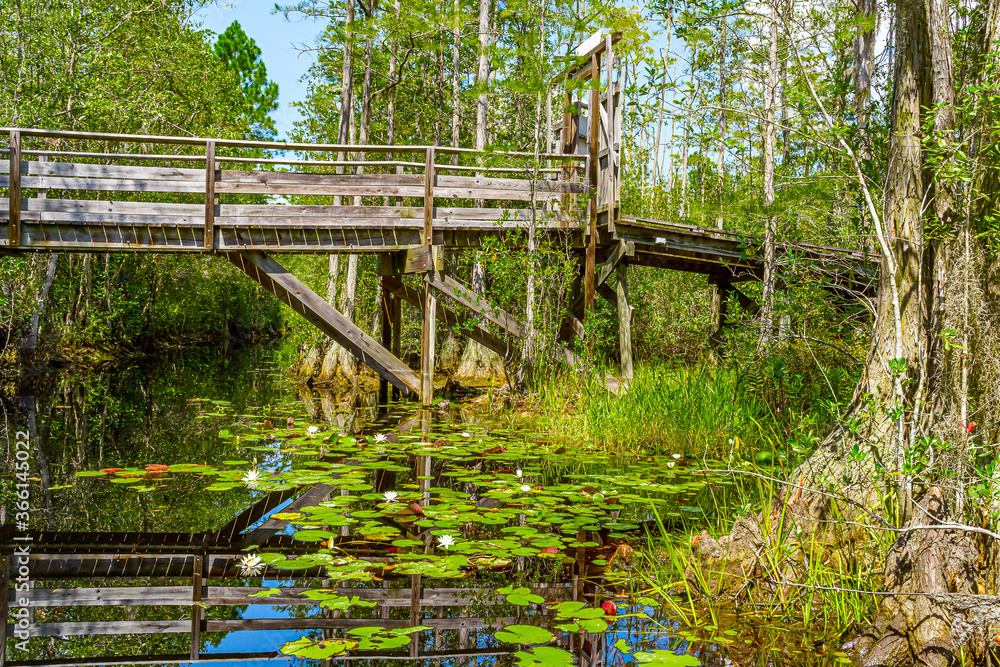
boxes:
[242,469,263,486]
[520,484,531,492]
[516,468,523,478]
[461,432,472,438]
[437,534,456,550]
[374,433,388,443]
[667,462,675,468]
[307,426,319,435]
[383,491,399,502]
[672,453,682,460]
[237,553,265,577]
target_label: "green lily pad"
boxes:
[497,586,544,606]
[495,625,556,645]
[280,637,356,658]
[633,650,702,666]
[513,646,575,666]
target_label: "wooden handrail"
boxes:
[0,127,587,161]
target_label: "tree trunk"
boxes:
[20,254,58,354]
[759,4,779,349]
[689,0,1000,662]
[457,0,503,379]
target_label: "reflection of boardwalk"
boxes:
[1,455,606,666]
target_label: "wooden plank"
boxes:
[204,141,215,250]
[1,175,204,194]
[2,653,285,667]
[425,273,524,337]
[8,131,19,246]
[1,649,513,667]
[616,263,632,380]
[225,251,418,394]
[382,276,513,361]
[5,615,516,638]
[2,160,204,181]
[16,198,203,216]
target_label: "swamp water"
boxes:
[2,345,857,666]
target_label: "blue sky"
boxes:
[194,0,323,139]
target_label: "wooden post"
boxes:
[605,34,616,232]
[390,288,402,402]
[616,263,633,381]
[584,54,600,313]
[8,130,20,247]
[379,273,392,406]
[423,147,435,246]
[711,282,733,346]
[421,148,437,407]
[190,553,204,660]
[204,141,216,250]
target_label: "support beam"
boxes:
[710,282,733,346]
[616,263,633,380]
[596,240,633,287]
[425,273,523,337]
[733,286,761,315]
[238,484,336,548]
[585,54,600,312]
[225,250,418,395]
[382,276,514,360]
[420,282,436,407]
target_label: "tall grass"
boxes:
[577,364,792,456]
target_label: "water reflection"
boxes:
[2,345,854,667]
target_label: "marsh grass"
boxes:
[638,467,890,635]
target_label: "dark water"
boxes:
[0,345,855,667]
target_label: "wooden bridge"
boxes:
[0,34,875,405]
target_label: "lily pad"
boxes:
[513,646,575,666]
[495,624,556,645]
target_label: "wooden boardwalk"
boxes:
[0,35,875,404]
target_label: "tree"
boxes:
[213,20,280,138]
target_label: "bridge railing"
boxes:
[0,128,589,252]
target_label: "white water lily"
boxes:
[516,468,523,478]
[520,484,532,492]
[667,461,676,468]
[237,553,265,577]
[437,534,456,549]
[461,432,472,438]
[242,469,263,486]
[383,491,399,502]
[672,453,682,460]
[307,425,319,435]
[373,433,388,443]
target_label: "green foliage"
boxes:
[213,21,280,138]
